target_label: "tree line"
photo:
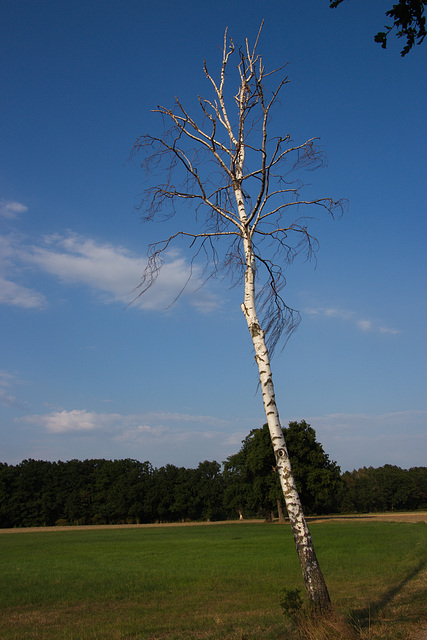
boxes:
[0,421,426,528]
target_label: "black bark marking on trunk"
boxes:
[250,323,261,337]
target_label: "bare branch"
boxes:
[132,229,239,305]
[132,25,346,351]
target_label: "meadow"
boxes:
[0,519,426,640]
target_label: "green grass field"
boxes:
[0,520,426,639]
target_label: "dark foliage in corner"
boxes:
[330,0,426,55]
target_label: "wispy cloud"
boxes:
[0,233,47,309]
[298,410,427,471]
[16,409,242,465]
[0,370,27,409]
[305,306,400,335]
[1,229,220,312]
[18,409,229,435]
[15,407,427,469]
[0,200,28,219]
[308,409,427,432]
[378,326,401,335]
[19,409,119,433]
[0,276,47,309]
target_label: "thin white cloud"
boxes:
[113,423,219,447]
[14,407,259,469]
[305,306,400,335]
[0,200,28,219]
[308,409,427,432]
[299,410,427,471]
[144,411,229,427]
[379,326,401,335]
[13,407,245,467]
[0,234,47,309]
[14,408,427,469]
[0,371,15,387]
[0,370,17,408]
[24,233,148,302]
[19,409,120,433]
[1,230,220,312]
[0,370,27,409]
[323,308,353,320]
[0,389,18,408]
[21,232,219,312]
[18,409,229,435]
[0,276,47,309]
[356,319,373,332]
[15,408,242,467]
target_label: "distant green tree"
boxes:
[1,456,425,528]
[151,461,225,522]
[224,425,280,520]
[193,461,226,521]
[224,421,343,517]
[341,464,427,512]
[409,466,427,508]
[222,455,256,520]
[10,460,55,526]
[330,0,426,56]
[170,466,199,521]
[148,464,185,522]
[375,465,416,510]
[284,421,344,514]
[0,463,14,528]
[89,459,155,524]
[125,460,156,524]
[62,459,97,525]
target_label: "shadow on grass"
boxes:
[348,559,426,631]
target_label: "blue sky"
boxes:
[1,0,426,472]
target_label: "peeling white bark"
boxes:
[239,218,330,610]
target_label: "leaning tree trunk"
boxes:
[277,499,286,523]
[133,22,342,612]
[240,235,331,611]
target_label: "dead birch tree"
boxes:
[133,25,344,611]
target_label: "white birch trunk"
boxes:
[240,232,331,610]
[137,29,337,610]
